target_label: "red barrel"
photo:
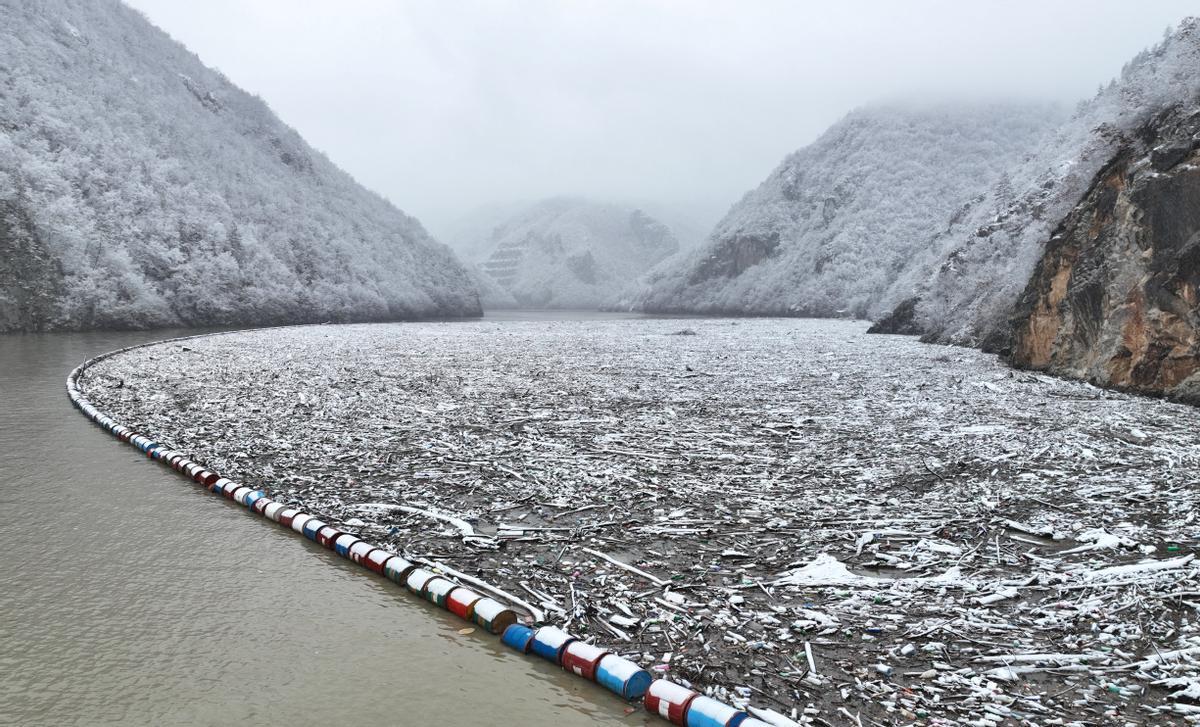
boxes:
[317,526,343,549]
[365,549,394,574]
[645,681,700,725]
[562,641,609,681]
[251,497,272,516]
[279,508,300,527]
[348,540,376,565]
[446,587,484,621]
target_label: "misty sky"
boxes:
[125,1,1197,239]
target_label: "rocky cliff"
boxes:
[1006,106,1200,402]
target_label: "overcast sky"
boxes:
[125,1,1197,238]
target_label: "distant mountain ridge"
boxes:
[631,102,1065,319]
[470,197,679,309]
[0,0,479,332]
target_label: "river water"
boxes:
[0,327,646,726]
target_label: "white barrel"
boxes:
[405,568,436,595]
[231,487,252,504]
[291,513,313,534]
[349,540,375,562]
[263,502,285,521]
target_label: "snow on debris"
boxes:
[82,317,1200,724]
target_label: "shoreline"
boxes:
[76,318,1200,724]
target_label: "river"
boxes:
[0,326,646,726]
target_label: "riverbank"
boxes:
[78,316,1200,724]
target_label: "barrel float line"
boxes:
[66,334,760,727]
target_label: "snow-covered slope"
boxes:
[475,198,679,309]
[633,103,1063,319]
[0,0,479,332]
[909,20,1200,347]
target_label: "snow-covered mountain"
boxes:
[632,103,1064,319]
[0,0,479,332]
[900,19,1200,349]
[472,198,679,309]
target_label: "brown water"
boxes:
[0,328,644,726]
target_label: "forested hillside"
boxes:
[632,103,1063,319]
[0,0,479,332]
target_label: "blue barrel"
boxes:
[685,696,747,727]
[596,654,652,700]
[302,518,326,541]
[530,626,574,665]
[502,624,535,653]
[333,533,359,557]
[244,491,266,510]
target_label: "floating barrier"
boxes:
[562,641,608,681]
[645,680,700,725]
[64,334,758,727]
[405,567,437,596]
[685,696,748,727]
[333,533,360,557]
[531,626,575,665]
[596,654,652,700]
[384,556,414,583]
[364,548,394,574]
[423,577,458,607]
[472,598,518,634]
[348,540,376,567]
[446,586,484,621]
[316,525,343,549]
[501,624,535,653]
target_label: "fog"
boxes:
[125,0,1197,238]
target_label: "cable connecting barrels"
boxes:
[66,335,768,727]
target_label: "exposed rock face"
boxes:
[1007,107,1200,402]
